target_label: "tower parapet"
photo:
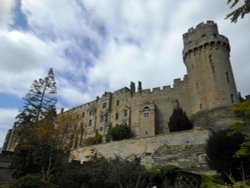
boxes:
[183,21,230,60]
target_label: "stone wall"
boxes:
[70,128,211,173]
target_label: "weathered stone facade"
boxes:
[63,20,237,146]
[3,21,239,156]
[70,129,210,173]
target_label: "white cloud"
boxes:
[0,0,15,29]
[0,0,250,147]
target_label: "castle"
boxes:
[3,21,239,152]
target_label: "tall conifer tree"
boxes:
[11,68,59,180]
[15,68,57,126]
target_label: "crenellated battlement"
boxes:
[3,21,239,153]
[182,20,230,60]
[183,35,230,60]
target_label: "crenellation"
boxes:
[141,89,151,93]
[152,87,161,92]
[3,21,239,153]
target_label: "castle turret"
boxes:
[183,21,238,114]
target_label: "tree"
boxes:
[226,0,250,22]
[108,157,148,188]
[229,100,250,158]
[205,129,250,182]
[10,174,55,188]
[168,108,193,132]
[15,68,57,125]
[54,112,81,150]
[11,68,62,181]
[108,124,132,141]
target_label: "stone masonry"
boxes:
[3,20,239,161]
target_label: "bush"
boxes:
[108,124,132,141]
[85,132,102,146]
[10,175,55,188]
[168,108,193,132]
[159,165,179,187]
[205,130,250,182]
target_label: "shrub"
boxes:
[205,130,249,182]
[159,165,179,187]
[10,175,55,188]
[168,108,193,132]
[108,124,132,141]
[85,132,102,146]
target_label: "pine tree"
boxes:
[168,108,193,132]
[15,68,57,125]
[11,68,61,180]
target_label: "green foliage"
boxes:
[10,175,55,188]
[0,183,10,188]
[84,132,102,146]
[230,101,250,158]
[159,165,179,187]
[234,141,250,158]
[108,157,148,188]
[15,68,57,125]
[10,145,40,178]
[200,175,229,188]
[55,169,87,188]
[10,69,64,181]
[55,157,159,188]
[168,108,193,132]
[205,130,250,182]
[226,0,250,22]
[108,124,132,141]
[231,101,250,119]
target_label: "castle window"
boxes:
[82,112,85,117]
[210,62,215,74]
[124,109,128,117]
[145,131,148,135]
[208,54,212,62]
[115,112,119,120]
[231,94,235,103]
[100,114,108,122]
[100,115,104,122]
[226,72,230,83]
[144,112,149,117]
[76,114,79,119]
[100,127,103,131]
[200,104,202,110]
[89,109,96,116]
[89,120,92,126]
[143,107,150,111]
[116,100,120,106]
[201,34,206,37]
[102,102,107,108]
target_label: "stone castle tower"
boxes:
[2,21,239,151]
[183,21,238,115]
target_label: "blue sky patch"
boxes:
[11,0,28,30]
[0,93,23,109]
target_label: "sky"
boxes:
[0,0,249,147]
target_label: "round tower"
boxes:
[183,20,238,114]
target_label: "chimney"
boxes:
[138,81,142,93]
[130,82,135,95]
